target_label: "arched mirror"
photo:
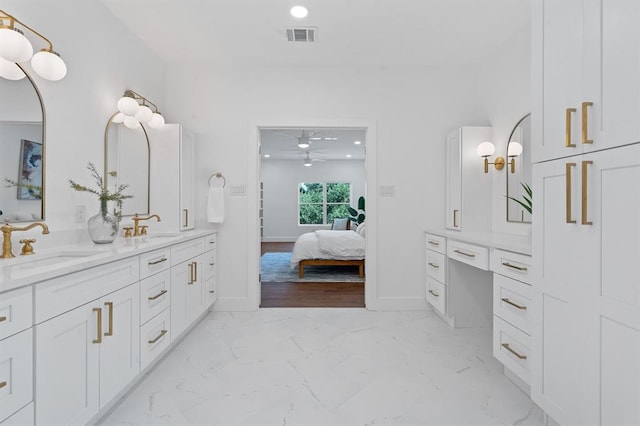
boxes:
[506,113,532,223]
[104,114,150,217]
[0,65,45,223]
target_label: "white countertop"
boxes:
[0,229,215,294]
[424,228,531,256]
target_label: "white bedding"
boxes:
[290,230,366,269]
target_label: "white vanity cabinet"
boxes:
[170,237,206,338]
[149,124,196,232]
[444,126,492,231]
[425,233,447,316]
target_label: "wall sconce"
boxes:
[476,141,505,173]
[507,141,523,173]
[114,90,165,129]
[0,9,67,81]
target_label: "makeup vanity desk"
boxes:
[424,229,533,386]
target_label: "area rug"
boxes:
[261,252,364,283]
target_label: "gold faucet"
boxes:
[1,221,50,259]
[132,214,161,237]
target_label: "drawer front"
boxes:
[140,269,171,325]
[490,249,532,284]
[425,276,446,316]
[204,276,217,308]
[140,308,171,371]
[1,402,33,425]
[493,274,532,335]
[171,238,204,266]
[426,250,445,282]
[0,330,33,423]
[425,233,446,255]
[204,233,217,252]
[139,247,171,280]
[0,287,32,341]
[493,316,531,384]
[202,251,217,281]
[35,257,139,324]
[447,240,489,270]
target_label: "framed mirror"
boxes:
[0,65,45,223]
[506,113,532,223]
[104,115,150,217]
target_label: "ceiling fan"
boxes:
[302,151,326,167]
[295,130,318,148]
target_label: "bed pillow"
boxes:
[356,222,366,237]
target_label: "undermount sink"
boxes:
[7,250,101,270]
[138,233,183,240]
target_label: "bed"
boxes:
[290,225,366,278]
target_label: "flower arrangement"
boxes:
[69,162,132,216]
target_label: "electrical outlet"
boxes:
[75,205,86,222]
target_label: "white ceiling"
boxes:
[260,128,366,161]
[100,0,531,68]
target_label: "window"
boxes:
[298,182,351,225]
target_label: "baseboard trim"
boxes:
[213,297,258,311]
[373,297,429,311]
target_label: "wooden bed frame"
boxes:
[298,259,365,278]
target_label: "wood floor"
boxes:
[260,242,365,308]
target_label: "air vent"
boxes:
[286,27,316,42]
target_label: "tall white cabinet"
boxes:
[532,1,640,424]
[149,124,196,232]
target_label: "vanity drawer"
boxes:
[35,257,139,324]
[139,247,171,280]
[140,308,171,371]
[202,251,217,281]
[140,269,171,325]
[493,316,531,384]
[0,287,32,341]
[490,249,532,285]
[204,234,216,252]
[425,233,446,255]
[447,240,489,270]
[0,329,32,423]
[171,238,205,266]
[426,250,445,282]
[425,276,446,316]
[493,274,531,335]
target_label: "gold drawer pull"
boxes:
[453,249,475,258]
[566,163,577,224]
[428,262,439,269]
[428,240,440,246]
[0,316,6,323]
[501,262,528,272]
[0,381,6,389]
[148,289,168,301]
[104,302,113,337]
[147,257,167,265]
[582,160,593,226]
[428,290,440,298]
[501,298,527,310]
[582,101,593,144]
[148,329,167,344]
[92,307,102,344]
[501,343,527,360]
[565,107,576,148]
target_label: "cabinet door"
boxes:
[36,303,100,426]
[445,129,461,230]
[171,258,203,338]
[0,330,32,423]
[203,250,217,308]
[99,284,140,407]
[180,128,195,230]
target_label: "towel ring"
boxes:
[208,172,226,188]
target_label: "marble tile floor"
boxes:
[100,309,544,426]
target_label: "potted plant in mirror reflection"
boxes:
[3,178,42,200]
[507,182,532,215]
[69,162,132,244]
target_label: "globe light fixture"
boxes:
[114,89,165,130]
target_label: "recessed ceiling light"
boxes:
[354,140,362,145]
[346,154,352,158]
[264,154,270,158]
[290,6,308,18]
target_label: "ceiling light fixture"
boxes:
[115,89,165,129]
[264,154,270,158]
[0,9,67,81]
[354,140,362,145]
[290,6,309,18]
[346,154,352,158]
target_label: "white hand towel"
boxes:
[207,187,225,223]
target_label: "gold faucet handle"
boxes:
[19,238,36,256]
[123,227,133,238]
[140,225,148,235]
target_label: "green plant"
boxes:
[3,178,42,199]
[69,163,132,217]
[507,182,532,214]
[348,195,365,225]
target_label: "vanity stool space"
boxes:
[0,231,216,426]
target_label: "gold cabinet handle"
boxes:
[104,302,114,337]
[453,209,459,228]
[0,381,6,389]
[501,262,528,271]
[566,163,577,224]
[148,289,168,301]
[92,307,102,344]
[187,263,194,285]
[0,316,6,323]
[428,240,440,246]
[428,262,439,269]
[183,209,189,228]
[428,289,440,298]
[453,249,475,258]
[581,160,593,225]
[194,262,198,282]
[501,343,527,360]
[148,329,167,344]
[501,297,527,310]
[582,101,593,144]
[147,257,167,266]
[565,107,577,148]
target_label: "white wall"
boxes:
[2,1,165,244]
[261,159,365,241]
